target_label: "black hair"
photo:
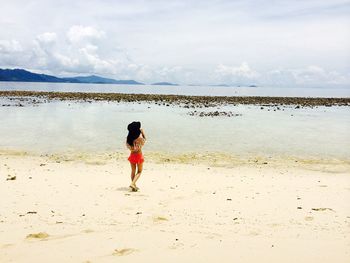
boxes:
[127,121,141,147]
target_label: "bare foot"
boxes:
[129,184,138,192]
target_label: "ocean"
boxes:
[1,82,350,163]
[1,81,350,97]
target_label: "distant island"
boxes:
[151,82,178,86]
[0,68,144,85]
[210,84,231,87]
[0,68,260,87]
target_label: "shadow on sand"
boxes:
[115,186,132,192]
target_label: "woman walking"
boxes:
[126,121,146,191]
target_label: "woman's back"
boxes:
[126,134,146,153]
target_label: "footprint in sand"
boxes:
[1,244,14,248]
[113,248,136,256]
[26,232,49,239]
[85,160,106,165]
[153,216,168,222]
[82,229,94,233]
[249,230,260,236]
[311,208,334,212]
[6,175,16,181]
[169,242,184,249]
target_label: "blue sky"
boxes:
[0,0,349,87]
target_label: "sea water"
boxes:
[1,97,349,161]
[1,81,350,97]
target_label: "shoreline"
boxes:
[1,90,350,107]
[1,149,349,173]
[1,153,349,262]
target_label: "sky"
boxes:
[0,0,349,87]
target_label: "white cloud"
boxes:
[262,66,350,87]
[290,66,350,86]
[0,40,23,53]
[67,25,105,44]
[1,28,349,87]
[0,39,26,67]
[36,32,57,44]
[0,0,349,87]
[53,53,79,68]
[215,62,259,79]
[212,62,260,85]
[22,27,123,76]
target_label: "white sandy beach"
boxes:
[1,0,350,262]
[0,152,349,263]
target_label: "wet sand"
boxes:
[0,152,349,263]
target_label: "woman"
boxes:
[126,121,146,191]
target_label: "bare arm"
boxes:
[140,128,146,140]
[126,142,133,151]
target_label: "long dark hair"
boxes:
[127,121,141,147]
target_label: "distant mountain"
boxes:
[0,68,144,85]
[67,75,117,84]
[64,75,143,85]
[152,82,178,86]
[0,69,64,83]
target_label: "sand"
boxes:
[0,153,349,263]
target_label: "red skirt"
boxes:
[128,152,144,164]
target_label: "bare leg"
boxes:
[132,162,143,187]
[130,163,136,182]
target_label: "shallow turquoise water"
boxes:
[1,98,349,160]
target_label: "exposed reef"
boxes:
[0,90,349,108]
